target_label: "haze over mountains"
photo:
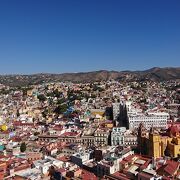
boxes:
[0,67,179,87]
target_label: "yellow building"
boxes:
[90,109,105,120]
[168,136,180,158]
[148,130,162,158]
[138,124,180,158]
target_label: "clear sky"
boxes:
[0,0,179,74]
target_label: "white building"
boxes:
[94,129,110,147]
[128,112,169,130]
[111,127,137,146]
[70,149,93,167]
[33,156,63,175]
[97,147,134,177]
[13,168,42,180]
[111,127,126,146]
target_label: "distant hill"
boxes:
[0,67,179,87]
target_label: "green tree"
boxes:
[54,104,68,115]
[20,142,26,152]
[42,108,48,118]
[37,94,46,102]
[57,98,66,105]
[53,89,62,98]
[17,110,20,117]
[46,92,54,97]
[34,132,40,136]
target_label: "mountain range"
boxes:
[0,67,179,87]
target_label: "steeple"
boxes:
[138,122,146,137]
[149,125,154,134]
[137,122,147,155]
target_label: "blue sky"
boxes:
[0,0,179,74]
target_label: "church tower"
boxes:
[137,123,146,154]
[148,127,161,158]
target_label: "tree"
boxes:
[54,104,68,115]
[20,142,26,152]
[48,98,54,106]
[42,108,48,118]
[47,92,54,97]
[17,110,20,117]
[37,94,46,102]
[34,132,40,136]
[57,98,66,105]
[53,89,63,98]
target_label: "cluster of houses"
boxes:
[0,79,179,179]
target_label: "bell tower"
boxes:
[149,127,161,158]
[137,123,146,154]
